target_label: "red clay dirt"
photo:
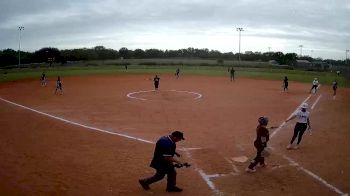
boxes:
[0,74,349,195]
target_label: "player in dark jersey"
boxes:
[332,80,338,96]
[283,76,288,92]
[154,75,160,90]
[139,131,185,192]
[246,116,270,173]
[40,72,47,86]
[54,76,63,95]
[175,68,180,79]
[229,67,235,81]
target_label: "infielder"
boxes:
[246,116,270,173]
[54,76,63,95]
[286,103,311,149]
[139,131,186,192]
[283,76,288,92]
[40,72,47,86]
[332,79,338,96]
[175,68,180,79]
[153,75,160,90]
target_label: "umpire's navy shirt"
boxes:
[150,135,176,170]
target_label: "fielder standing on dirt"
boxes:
[283,76,288,92]
[286,103,311,150]
[40,72,47,86]
[175,68,180,79]
[139,131,187,192]
[332,79,338,96]
[246,116,270,173]
[229,67,235,81]
[54,76,63,95]
[153,75,160,90]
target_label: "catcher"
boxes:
[139,131,189,192]
[246,116,270,173]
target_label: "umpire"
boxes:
[139,131,185,192]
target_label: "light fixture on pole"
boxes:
[18,26,24,68]
[236,27,244,63]
[299,45,303,57]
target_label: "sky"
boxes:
[0,0,349,60]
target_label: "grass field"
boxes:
[1,62,348,87]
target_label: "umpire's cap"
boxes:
[172,131,185,140]
[258,116,269,126]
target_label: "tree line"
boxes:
[0,46,347,68]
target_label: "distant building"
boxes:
[295,60,332,70]
[295,60,312,67]
[312,61,332,70]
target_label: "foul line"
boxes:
[127,89,203,100]
[0,97,155,144]
[311,95,322,110]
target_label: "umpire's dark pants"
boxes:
[143,167,176,188]
[248,142,265,169]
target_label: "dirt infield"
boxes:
[0,74,349,195]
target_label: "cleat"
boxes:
[166,186,183,192]
[286,144,292,150]
[138,179,150,190]
[245,168,256,173]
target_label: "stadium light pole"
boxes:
[236,28,244,63]
[18,26,24,68]
[346,49,349,64]
[299,45,303,57]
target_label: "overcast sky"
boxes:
[0,0,349,60]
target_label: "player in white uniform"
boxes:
[285,103,311,149]
[310,78,319,93]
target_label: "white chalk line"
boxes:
[0,97,216,194]
[311,94,322,110]
[183,149,222,195]
[0,97,156,144]
[126,89,203,100]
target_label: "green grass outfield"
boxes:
[1,65,348,87]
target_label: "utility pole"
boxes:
[299,45,303,57]
[18,26,24,68]
[268,47,271,52]
[236,28,244,63]
[346,49,349,64]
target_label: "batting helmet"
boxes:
[258,116,269,126]
[301,103,308,109]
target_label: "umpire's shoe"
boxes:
[166,186,183,192]
[138,179,150,190]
